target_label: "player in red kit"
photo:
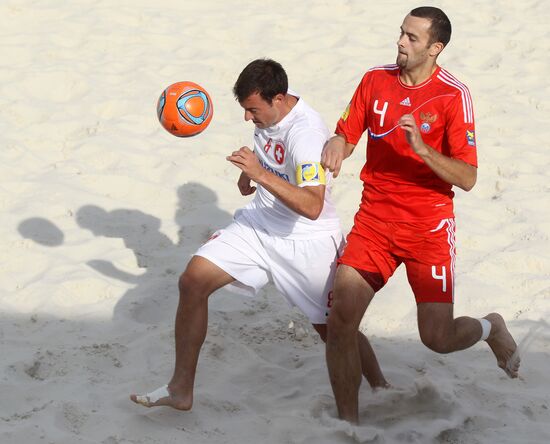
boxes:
[321,6,520,423]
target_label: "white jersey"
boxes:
[238,92,341,239]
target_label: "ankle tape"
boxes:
[478,318,492,341]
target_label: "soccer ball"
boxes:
[157,81,213,137]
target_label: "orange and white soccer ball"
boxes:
[157,81,213,137]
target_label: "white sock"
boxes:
[478,318,492,341]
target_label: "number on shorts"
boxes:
[431,265,447,292]
[327,290,334,308]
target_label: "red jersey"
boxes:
[336,65,477,222]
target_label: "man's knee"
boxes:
[417,303,455,354]
[327,302,359,338]
[419,330,453,354]
[327,265,374,334]
[178,267,209,303]
[178,255,233,303]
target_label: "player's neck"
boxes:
[399,63,438,86]
[276,94,298,123]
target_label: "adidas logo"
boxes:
[400,97,411,106]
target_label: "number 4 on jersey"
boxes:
[373,100,388,127]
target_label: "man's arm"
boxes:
[320,134,356,178]
[398,114,477,191]
[227,146,325,220]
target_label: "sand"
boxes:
[1,0,549,443]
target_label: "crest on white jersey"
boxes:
[274,142,285,164]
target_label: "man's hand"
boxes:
[228,146,325,219]
[237,172,256,196]
[227,146,266,183]
[398,114,429,157]
[398,114,477,191]
[321,135,354,178]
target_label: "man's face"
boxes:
[396,14,435,70]
[240,92,282,129]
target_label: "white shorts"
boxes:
[194,216,344,324]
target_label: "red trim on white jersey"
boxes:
[437,69,474,124]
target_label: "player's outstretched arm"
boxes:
[321,135,356,178]
[227,146,324,220]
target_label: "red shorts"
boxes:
[338,212,456,303]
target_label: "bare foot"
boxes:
[369,378,391,391]
[484,313,520,378]
[130,384,193,410]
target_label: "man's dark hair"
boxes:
[410,6,452,47]
[233,58,288,104]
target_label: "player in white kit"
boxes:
[130,59,387,410]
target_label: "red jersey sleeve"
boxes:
[444,87,478,167]
[335,72,370,145]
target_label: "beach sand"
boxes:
[1,1,549,442]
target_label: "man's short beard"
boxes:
[396,55,406,68]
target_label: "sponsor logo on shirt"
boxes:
[400,97,411,106]
[466,129,476,146]
[296,162,326,185]
[258,157,289,182]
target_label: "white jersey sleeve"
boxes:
[288,128,328,188]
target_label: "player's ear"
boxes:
[273,93,285,104]
[429,41,445,57]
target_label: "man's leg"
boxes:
[417,303,520,377]
[326,264,376,423]
[130,255,234,409]
[313,324,388,389]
